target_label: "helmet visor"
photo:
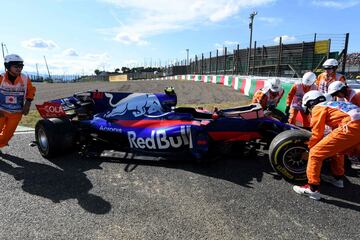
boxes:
[323,65,334,70]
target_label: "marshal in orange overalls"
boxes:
[344,88,360,106]
[316,72,346,94]
[286,83,317,127]
[342,88,360,160]
[307,101,360,185]
[0,72,36,148]
[252,88,284,110]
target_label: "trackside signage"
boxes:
[128,125,193,150]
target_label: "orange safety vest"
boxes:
[252,88,284,109]
[319,101,360,121]
[346,88,360,106]
[290,83,317,110]
[263,88,284,108]
[0,73,28,113]
[316,72,345,93]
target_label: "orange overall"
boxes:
[345,88,360,106]
[0,72,36,147]
[307,101,360,185]
[316,72,346,94]
[344,88,360,157]
[286,83,317,127]
[252,88,284,110]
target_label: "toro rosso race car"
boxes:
[34,88,311,182]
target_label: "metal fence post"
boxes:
[261,45,264,76]
[209,51,212,74]
[327,38,331,59]
[190,58,192,74]
[341,33,349,74]
[201,53,204,75]
[195,55,198,74]
[311,33,317,71]
[224,47,227,74]
[236,44,240,75]
[252,41,257,75]
[300,41,304,73]
[246,48,249,75]
[276,37,282,76]
[233,49,236,75]
[216,49,218,75]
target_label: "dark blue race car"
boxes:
[34,88,311,182]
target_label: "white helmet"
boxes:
[328,81,346,96]
[322,58,338,69]
[324,93,334,102]
[266,78,282,92]
[302,90,327,110]
[4,54,23,63]
[302,72,316,86]
[4,54,24,70]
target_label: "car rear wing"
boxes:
[36,101,67,118]
[35,92,93,119]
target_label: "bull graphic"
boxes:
[105,93,162,118]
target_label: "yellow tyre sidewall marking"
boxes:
[273,140,294,180]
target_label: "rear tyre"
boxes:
[35,118,77,159]
[269,130,311,182]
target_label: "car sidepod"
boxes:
[90,115,209,158]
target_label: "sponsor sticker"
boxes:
[128,125,192,150]
[36,102,66,118]
[99,125,122,133]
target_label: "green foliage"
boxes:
[19,110,41,128]
[121,67,130,73]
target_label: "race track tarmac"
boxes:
[2,80,359,239]
[0,132,359,240]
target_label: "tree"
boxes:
[115,68,120,73]
[121,67,130,73]
[94,69,100,75]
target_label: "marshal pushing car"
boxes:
[34,87,311,182]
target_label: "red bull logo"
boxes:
[128,126,192,149]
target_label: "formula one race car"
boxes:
[34,88,311,182]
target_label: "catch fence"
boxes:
[168,33,349,78]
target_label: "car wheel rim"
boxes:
[38,128,49,152]
[282,146,307,174]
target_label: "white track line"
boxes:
[14,131,34,135]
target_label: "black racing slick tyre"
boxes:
[35,118,76,159]
[268,130,311,182]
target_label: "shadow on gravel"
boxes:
[0,153,111,215]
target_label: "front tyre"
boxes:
[269,130,311,182]
[35,118,76,159]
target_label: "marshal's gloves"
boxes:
[23,100,32,116]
